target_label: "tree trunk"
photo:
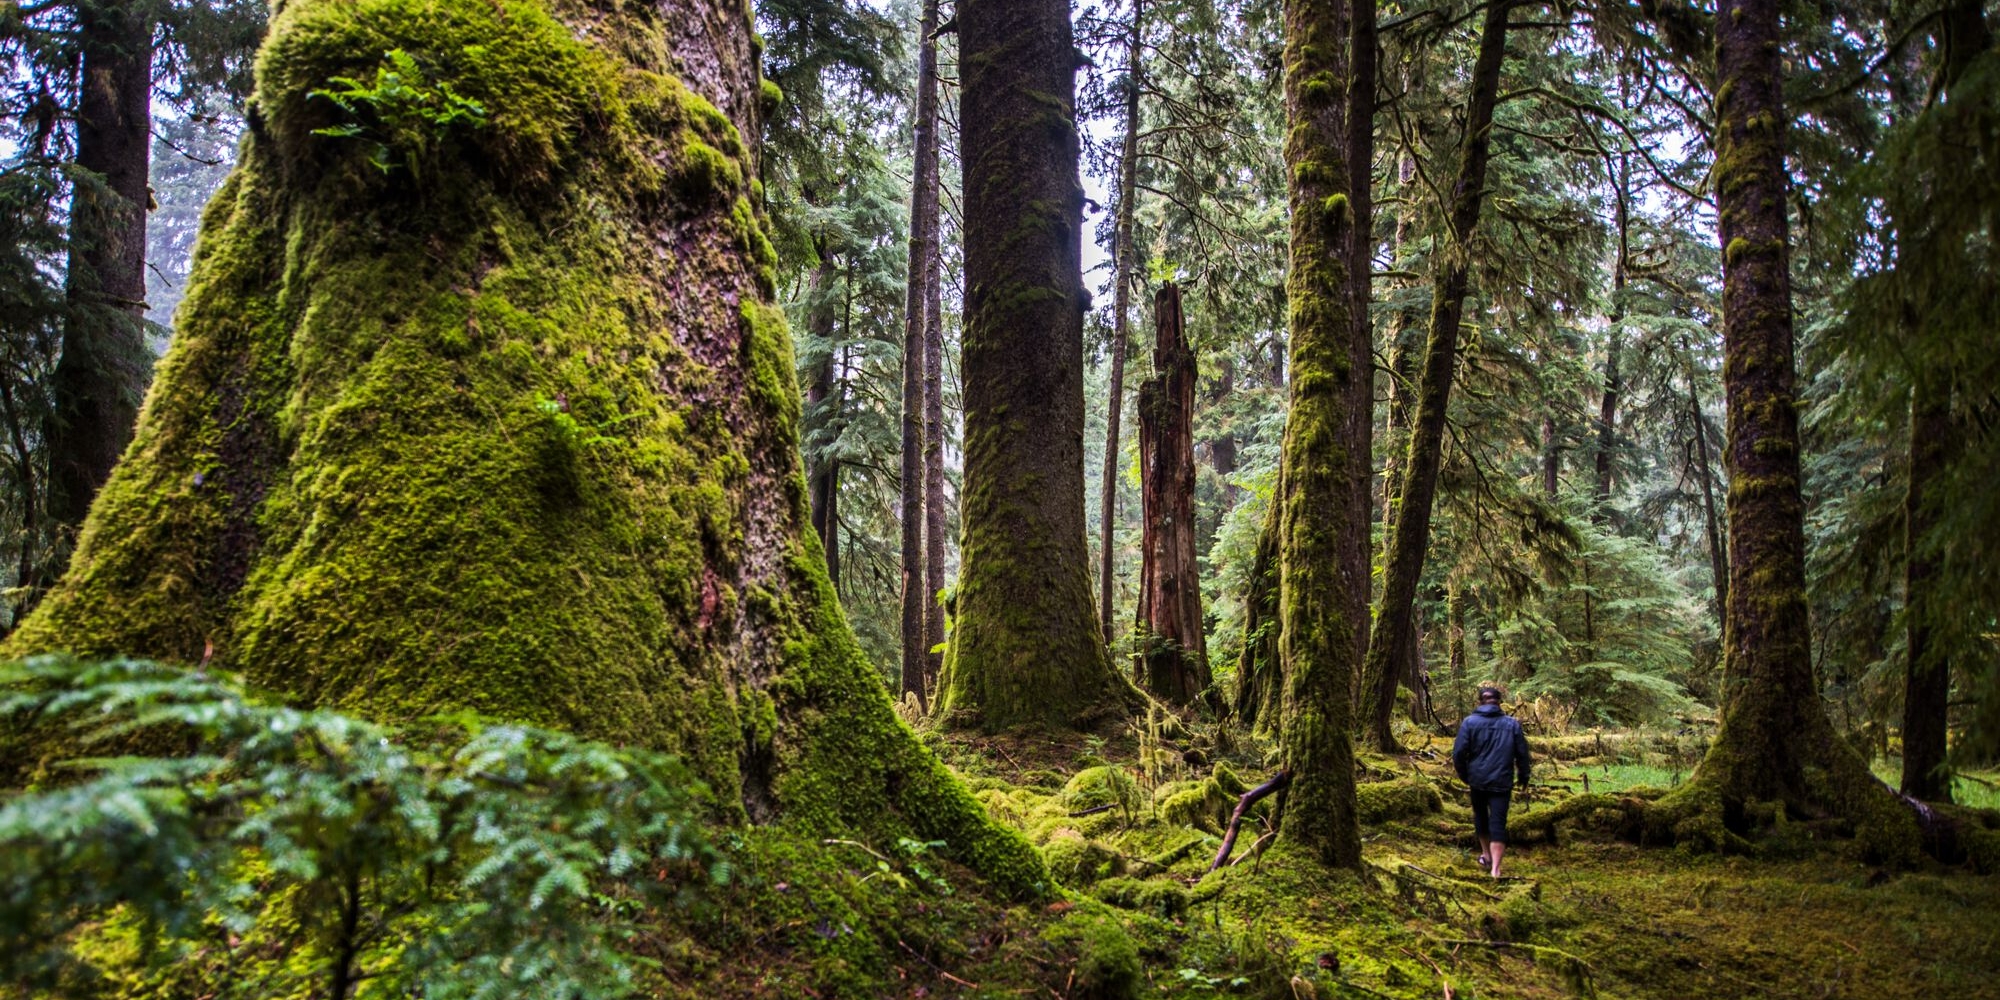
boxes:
[1098,0,1143,643]
[805,261,841,590]
[1683,340,1728,612]
[922,189,949,693]
[48,0,156,556]
[1274,0,1365,869]
[1899,0,1988,803]
[1345,0,1376,678]
[934,0,1138,732]
[1595,155,1628,514]
[899,0,943,709]
[1134,282,1208,705]
[1380,151,1421,534]
[1447,581,1467,712]
[1540,413,1560,496]
[5,0,1042,891]
[1669,0,1918,861]
[1232,493,1283,731]
[1902,388,1952,801]
[1364,0,1511,754]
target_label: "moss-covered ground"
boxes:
[647,717,2000,999]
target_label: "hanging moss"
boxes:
[5,0,1041,899]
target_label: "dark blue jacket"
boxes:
[1453,704,1531,793]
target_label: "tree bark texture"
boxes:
[922,200,949,692]
[1098,0,1143,643]
[1675,0,1918,861]
[1901,389,1952,801]
[1344,0,1376,677]
[1899,0,1989,802]
[1134,282,1208,705]
[899,0,943,708]
[48,0,156,548]
[1365,0,1511,754]
[1274,0,1365,869]
[5,0,1043,892]
[805,262,841,590]
[934,0,1137,732]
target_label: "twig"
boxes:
[896,938,979,989]
[1209,770,1292,872]
[1068,803,1117,818]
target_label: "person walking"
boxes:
[1453,684,1531,877]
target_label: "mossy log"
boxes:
[4,0,1041,896]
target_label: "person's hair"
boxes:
[1476,685,1505,705]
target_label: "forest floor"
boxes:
[658,716,2000,1000]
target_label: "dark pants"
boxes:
[1469,788,1513,845]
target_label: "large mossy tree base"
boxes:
[3,0,1041,897]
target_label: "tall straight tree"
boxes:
[1098,0,1143,641]
[1658,0,1916,857]
[1274,0,1366,869]
[1900,0,1990,803]
[923,217,948,689]
[1134,282,1207,704]
[933,0,1138,731]
[899,0,943,707]
[6,0,1042,890]
[1363,0,1512,752]
[47,0,157,548]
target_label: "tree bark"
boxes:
[48,0,156,555]
[1098,0,1143,643]
[1902,389,1952,801]
[805,260,841,590]
[1683,338,1727,612]
[1134,282,1208,705]
[1364,0,1511,754]
[922,189,949,692]
[1345,0,1377,680]
[1670,0,1918,861]
[1594,156,1628,514]
[1274,0,1365,869]
[1899,0,1989,803]
[934,0,1138,732]
[5,0,1043,891]
[900,0,943,709]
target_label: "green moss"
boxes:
[1040,908,1141,1000]
[1091,875,1190,919]
[6,0,1043,904]
[1356,778,1444,825]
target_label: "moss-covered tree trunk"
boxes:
[1098,0,1143,644]
[1594,155,1628,515]
[7,0,1040,892]
[47,0,156,561]
[933,0,1138,732]
[1659,0,1917,861]
[899,0,943,709]
[1134,282,1208,705]
[1365,0,1511,754]
[1274,0,1365,870]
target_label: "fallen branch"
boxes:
[1067,803,1117,818]
[1209,770,1291,872]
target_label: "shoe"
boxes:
[1476,854,1490,869]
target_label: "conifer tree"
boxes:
[1273,0,1366,869]
[933,0,1140,732]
